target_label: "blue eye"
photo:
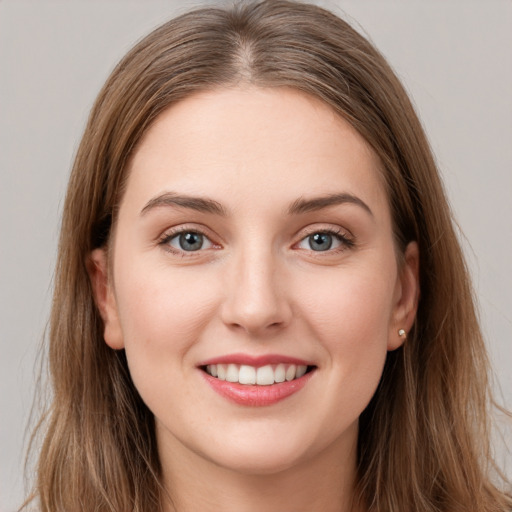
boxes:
[166,231,213,252]
[308,233,334,251]
[297,231,351,252]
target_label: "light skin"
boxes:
[89,87,419,512]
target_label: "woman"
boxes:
[23,1,511,511]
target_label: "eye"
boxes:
[296,230,353,252]
[165,231,214,252]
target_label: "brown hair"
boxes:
[24,1,511,511]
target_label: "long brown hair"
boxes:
[24,1,511,510]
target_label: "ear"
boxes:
[87,248,125,350]
[388,241,420,351]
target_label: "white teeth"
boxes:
[274,363,286,383]
[205,363,311,385]
[296,365,307,378]
[285,364,297,381]
[217,364,227,381]
[256,365,275,385]
[239,365,256,385]
[226,364,239,382]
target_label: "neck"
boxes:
[158,423,363,512]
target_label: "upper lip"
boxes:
[197,353,315,368]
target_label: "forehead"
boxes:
[124,86,389,217]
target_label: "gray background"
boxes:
[1,1,511,510]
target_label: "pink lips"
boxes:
[199,353,312,367]
[198,353,316,407]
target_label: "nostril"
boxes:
[224,318,288,335]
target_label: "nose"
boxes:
[220,246,292,336]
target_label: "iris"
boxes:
[308,233,333,251]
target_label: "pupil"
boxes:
[180,232,203,251]
[310,233,332,251]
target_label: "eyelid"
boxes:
[168,232,214,251]
[156,223,354,256]
[293,225,355,252]
[157,224,222,254]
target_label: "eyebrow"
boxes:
[140,191,373,218]
[141,192,227,216]
[287,193,373,217]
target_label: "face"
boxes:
[90,87,419,476]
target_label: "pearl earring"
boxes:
[398,329,407,339]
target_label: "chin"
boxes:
[196,422,334,476]
[207,444,310,476]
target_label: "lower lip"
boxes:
[201,370,315,406]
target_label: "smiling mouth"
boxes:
[202,363,316,386]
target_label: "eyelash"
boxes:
[157,226,355,256]
[158,226,216,256]
[295,227,355,253]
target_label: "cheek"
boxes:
[114,269,225,426]
[294,261,396,400]
[112,260,221,388]
[116,257,219,337]
[298,263,396,345]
